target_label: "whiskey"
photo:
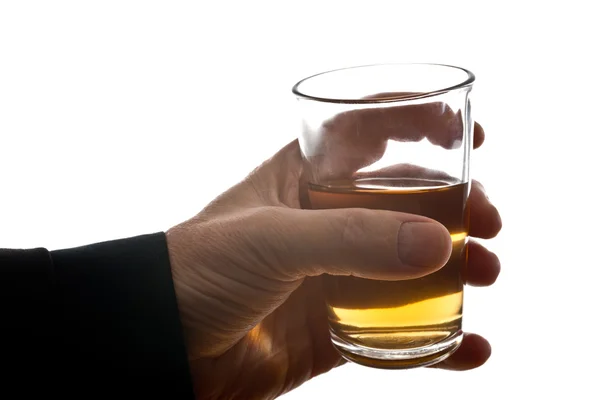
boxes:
[308,177,469,368]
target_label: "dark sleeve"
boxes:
[0,233,195,399]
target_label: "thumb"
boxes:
[246,207,453,281]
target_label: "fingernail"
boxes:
[397,222,452,269]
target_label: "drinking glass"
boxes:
[293,63,474,368]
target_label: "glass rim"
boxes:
[292,63,475,104]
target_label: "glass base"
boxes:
[331,330,463,369]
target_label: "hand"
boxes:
[166,112,501,399]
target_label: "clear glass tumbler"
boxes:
[293,63,474,369]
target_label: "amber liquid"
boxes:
[308,177,468,368]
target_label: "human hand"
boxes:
[166,106,501,399]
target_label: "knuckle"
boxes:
[247,172,278,203]
[243,207,288,245]
[340,209,369,248]
[245,205,282,222]
[242,206,293,263]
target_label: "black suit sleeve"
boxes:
[0,233,195,399]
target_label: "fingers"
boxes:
[463,240,501,287]
[474,122,485,149]
[302,99,484,182]
[308,105,462,180]
[469,180,502,239]
[335,102,463,148]
[244,207,452,282]
[431,333,492,371]
[356,93,480,150]
[462,180,502,286]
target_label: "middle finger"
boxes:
[469,180,502,239]
[463,240,501,287]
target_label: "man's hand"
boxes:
[166,114,501,399]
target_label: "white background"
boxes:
[1,1,598,398]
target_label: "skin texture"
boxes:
[166,103,501,399]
